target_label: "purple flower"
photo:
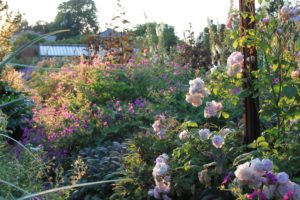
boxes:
[277,172,289,184]
[247,191,258,199]
[212,135,225,148]
[232,88,241,95]
[262,159,273,171]
[264,172,277,184]
[263,18,269,24]
[273,78,279,84]
[277,28,283,35]
[222,172,233,184]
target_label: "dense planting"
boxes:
[0,1,299,200]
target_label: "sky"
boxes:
[6,0,231,39]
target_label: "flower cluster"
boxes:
[227,51,244,77]
[234,158,300,199]
[280,5,300,22]
[204,100,223,118]
[199,128,225,148]
[148,154,171,200]
[152,115,167,139]
[186,78,209,107]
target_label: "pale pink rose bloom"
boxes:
[186,94,203,107]
[291,70,300,80]
[204,101,223,118]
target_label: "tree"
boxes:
[0,0,21,60]
[32,20,51,34]
[134,22,178,52]
[53,0,98,39]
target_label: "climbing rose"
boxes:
[199,129,210,141]
[179,130,188,140]
[186,78,209,107]
[291,69,300,80]
[204,101,223,118]
[227,51,244,77]
[212,135,224,148]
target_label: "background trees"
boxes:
[0,0,21,60]
[52,0,98,39]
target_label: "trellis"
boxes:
[239,0,260,143]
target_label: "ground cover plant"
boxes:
[0,0,299,200]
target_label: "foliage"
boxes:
[134,22,178,52]
[67,141,125,200]
[0,1,22,60]
[53,0,98,39]
[0,80,33,139]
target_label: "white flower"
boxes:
[235,162,253,181]
[153,162,169,177]
[199,128,210,141]
[211,135,225,148]
[179,130,188,140]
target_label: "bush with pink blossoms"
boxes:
[231,158,300,200]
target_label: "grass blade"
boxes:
[0,179,30,194]
[0,98,25,108]
[17,179,127,200]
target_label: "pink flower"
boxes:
[291,70,300,80]
[179,130,188,140]
[227,52,244,77]
[204,101,223,118]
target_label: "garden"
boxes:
[0,0,299,199]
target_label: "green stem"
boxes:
[17,179,128,200]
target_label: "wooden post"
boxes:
[239,0,260,144]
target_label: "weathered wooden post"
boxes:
[239,0,260,144]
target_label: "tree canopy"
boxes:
[53,0,98,39]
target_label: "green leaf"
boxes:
[222,112,230,119]
[257,136,266,143]
[181,121,198,128]
[0,98,25,108]
[259,141,269,148]
[233,40,239,49]
[213,88,218,95]
[0,29,69,68]
[283,86,297,98]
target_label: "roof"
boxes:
[100,28,122,38]
[39,44,89,57]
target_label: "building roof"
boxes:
[39,44,89,57]
[100,28,122,38]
